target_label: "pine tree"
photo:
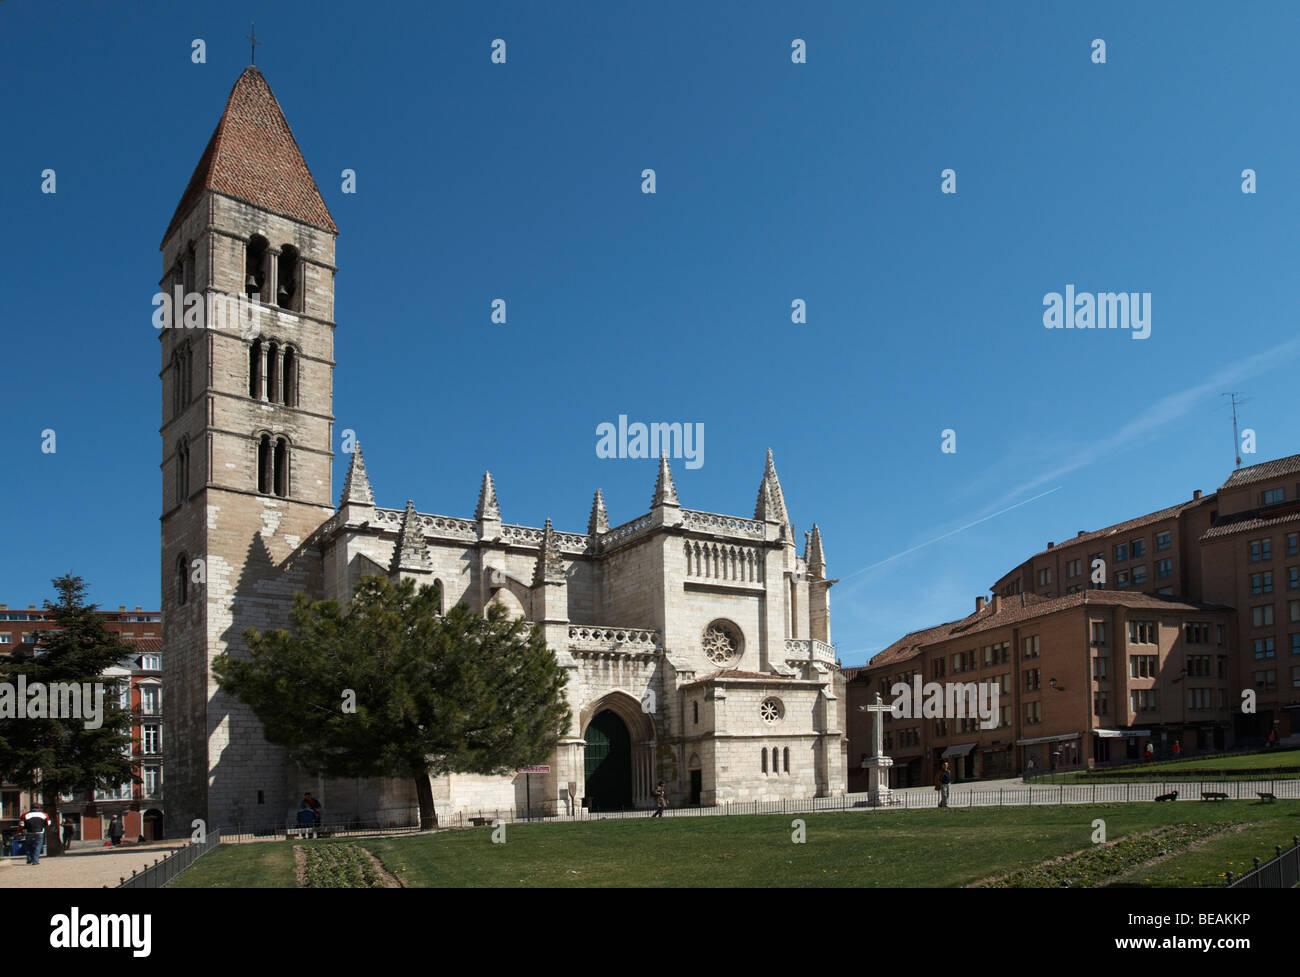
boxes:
[214,576,570,829]
[0,576,136,856]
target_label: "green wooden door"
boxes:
[584,710,632,811]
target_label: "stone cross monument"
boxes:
[860,693,894,806]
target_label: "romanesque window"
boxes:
[761,748,767,774]
[759,697,783,723]
[277,244,299,310]
[175,436,190,504]
[257,433,289,497]
[183,241,196,295]
[267,341,280,403]
[172,342,193,416]
[692,701,699,725]
[702,620,741,666]
[281,345,297,406]
[783,747,790,773]
[176,554,188,606]
[246,234,268,298]
[249,338,262,398]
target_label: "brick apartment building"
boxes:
[0,605,165,842]
[850,451,1300,785]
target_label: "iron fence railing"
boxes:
[113,827,221,888]
[223,817,421,844]
[1226,836,1300,888]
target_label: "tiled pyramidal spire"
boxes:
[475,471,500,521]
[163,66,337,246]
[534,518,567,585]
[588,489,609,535]
[651,453,679,507]
[805,523,827,577]
[339,442,374,506]
[392,500,429,572]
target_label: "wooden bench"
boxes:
[1201,791,1229,801]
[1256,791,1276,803]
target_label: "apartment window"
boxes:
[0,635,8,644]
[1023,668,1041,691]
[1293,666,1300,690]
[1288,567,1299,590]
[1130,655,1158,678]
[1132,565,1148,586]
[142,766,161,796]
[1116,570,1130,589]
[1093,656,1108,680]
[1090,621,1107,646]
[1251,572,1273,595]
[1023,635,1040,658]
[1187,654,1211,677]
[142,687,160,715]
[1037,567,1052,587]
[1254,670,1277,693]
[1128,621,1156,644]
[1291,601,1300,624]
[1131,538,1146,558]
[1093,691,1109,715]
[934,718,948,737]
[1188,688,1212,710]
[1130,689,1158,712]
[142,725,162,755]
[999,705,1011,728]
[1185,622,1210,644]
[1254,637,1276,660]
[1288,533,1299,557]
[1250,539,1272,562]
[1156,558,1172,579]
[141,653,161,671]
[932,657,945,678]
[1253,605,1275,628]
[1067,584,1083,594]
[1291,634,1300,656]
[1156,531,1172,551]
[1024,701,1042,725]
[1217,624,1226,645]
[1263,487,1285,506]
[1218,654,1228,678]
[1066,558,1082,578]
[1115,543,1129,562]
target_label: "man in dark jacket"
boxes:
[20,807,49,864]
[937,762,952,808]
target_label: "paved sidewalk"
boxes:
[0,841,184,888]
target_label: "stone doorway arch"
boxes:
[580,690,657,810]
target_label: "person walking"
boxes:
[61,816,75,850]
[108,814,125,847]
[1171,740,1182,762]
[651,780,667,818]
[1144,741,1154,762]
[936,762,952,808]
[19,806,49,865]
[301,792,323,837]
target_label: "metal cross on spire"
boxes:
[246,23,261,65]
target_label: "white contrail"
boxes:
[841,485,1064,581]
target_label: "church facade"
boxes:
[160,66,846,834]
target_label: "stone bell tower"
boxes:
[159,65,338,834]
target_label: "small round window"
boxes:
[760,697,784,723]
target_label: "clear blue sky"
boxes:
[1,2,1297,666]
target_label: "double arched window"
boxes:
[257,433,290,497]
[171,342,194,418]
[244,234,302,312]
[245,235,268,298]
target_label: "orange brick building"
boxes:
[0,605,165,842]
[851,451,1300,784]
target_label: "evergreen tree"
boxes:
[214,576,570,829]
[0,576,136,856]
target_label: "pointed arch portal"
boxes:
[581,691,657,811]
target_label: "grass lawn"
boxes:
[167,841,297,888]
[1043,749,1300,783]
[171,801,1300,888]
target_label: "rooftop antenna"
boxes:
[246,23,261,65]
[1221,392,1251,467]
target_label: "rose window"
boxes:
[702,621,740,665]
[760,698,783,723]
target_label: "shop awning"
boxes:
[1094,728,1151,739]
[1015,731,1082,746]
[941,742,977,758]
